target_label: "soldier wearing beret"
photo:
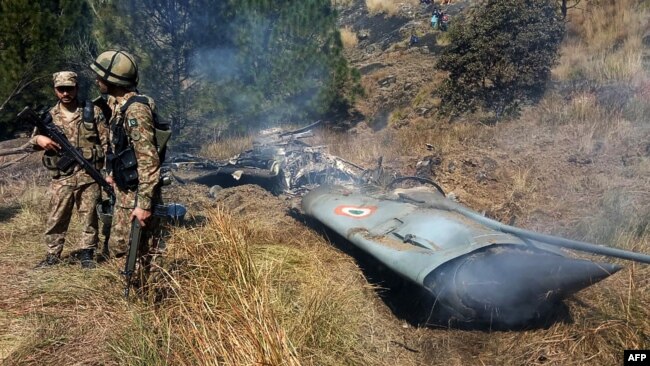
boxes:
[32,71,109,269]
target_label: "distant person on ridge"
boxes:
[431,8,442,29]
[410,34,420,47]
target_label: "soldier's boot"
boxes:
[79,249,96,269]
[36,254,61,268]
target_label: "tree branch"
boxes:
[0,142,34,157]
[0,73,47,113]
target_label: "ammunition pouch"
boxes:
[43,144,105,179]
[82,120,96,131]
[42,150,75,178]
[80,146,105,170]
[110,147,139,191]
[97,199,114,226]
[91,146,105,169]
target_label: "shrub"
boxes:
[436,0,565,121]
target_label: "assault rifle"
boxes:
[123,219,142,299]
[123,203,169,299]
[18,107,115,204]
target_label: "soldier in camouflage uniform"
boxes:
[32,71,109,269]
[89,51,163,263]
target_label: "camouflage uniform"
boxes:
[106,92,162,257]
[30,72,109,257]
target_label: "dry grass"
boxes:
[506,168,538,203]
[1,0,649,364]
[553,0,648,83]
[200,134,254,160]
[2,125,649,366]
[623,85,650,124]
[365,0,418,16]
[0,176,387,365]
[0,178,134,366]
[314,118,489,170]
[133,205,385,366]
[331,0,355,8]
[340,27,359,49]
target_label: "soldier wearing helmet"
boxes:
[31,71,110,269]
[90,50,164,264]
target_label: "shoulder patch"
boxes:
[128,118,138,127]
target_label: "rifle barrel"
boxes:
[18,107,115,203]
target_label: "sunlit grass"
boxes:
[553,0,647,83]
[340,27,359,49]
[365,0,418,16]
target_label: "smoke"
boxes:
[191,48,241,85]
[105,0,344,139]
[189,12,334,131]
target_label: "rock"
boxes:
[359,62,386,75]
[448,161,456,173]
[476,171,487,183]
[417,107,430,116]
[209,185,223,198]
[416,153,443,177]
[462,158,478,167]
[378,75,397,87]
[568,155,593,165]
[481,157,498,171]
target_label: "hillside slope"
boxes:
[0,1,648,365]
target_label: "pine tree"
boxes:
[213,0,359,131]
[0,0,94,138]
[94,0,231,136]
[436,0,564,121]
[93,0,359,138]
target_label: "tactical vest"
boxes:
[108,95,170,191]
[42,101,105,179]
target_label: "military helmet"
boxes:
[90,50,139,87]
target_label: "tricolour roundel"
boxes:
[334,205,377,218]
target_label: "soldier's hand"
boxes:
[106,176,116,187]
[35,136,60,151]
[131,207,151,227]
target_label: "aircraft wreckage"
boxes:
[169,122,650,328]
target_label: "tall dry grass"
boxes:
[133,209,378,366]
[365,0,419,16]
[340,27,359,49]
[315,119,490,169]
[200,134,254,160]
[0,175,139,366]
[553,0,648,83]
[0,178,381,365]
